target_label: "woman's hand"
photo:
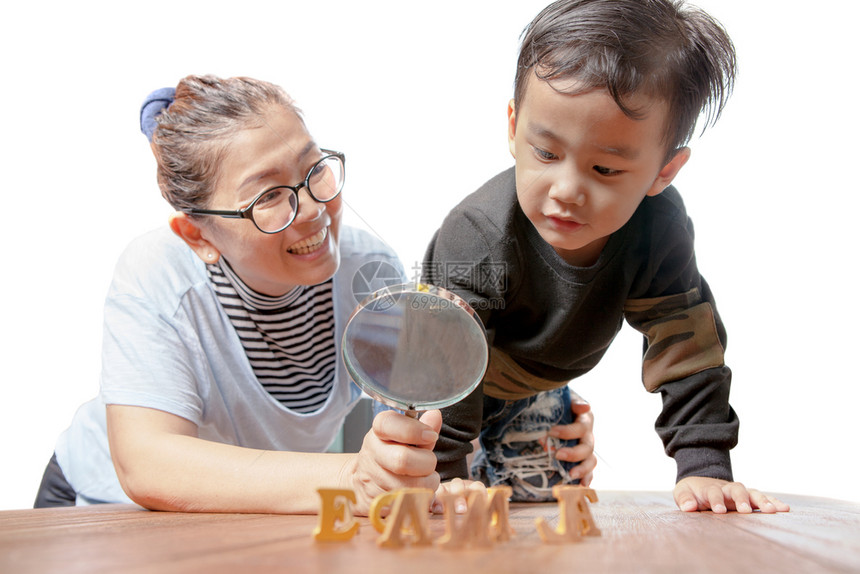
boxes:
[343,409,442,515]
[548,392,596,486]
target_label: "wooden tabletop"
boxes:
[2,491,858,574]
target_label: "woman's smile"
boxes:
[287,227,329,255]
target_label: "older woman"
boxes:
[36,75,595,515]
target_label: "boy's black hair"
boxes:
[514,0,736,155]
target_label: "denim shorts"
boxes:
[471,385,580,502]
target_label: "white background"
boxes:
[1,1,857,510]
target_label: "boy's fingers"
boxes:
[571,470,594,487]
[771,496,790,512]
[570,402,591,415]
[726,483,753,513]
[566,461,595,486]
[749,489,788,513]
[555,443,595,469]
[707,485,727,514]
[549,422,586,440]
[433,479,487,514]
[673,483,699,512]
[446,477,466,496]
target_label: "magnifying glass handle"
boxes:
[405,409,419,419]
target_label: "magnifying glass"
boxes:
[342,283,489,418]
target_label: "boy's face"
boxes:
[508,73,690,266]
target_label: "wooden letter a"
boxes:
[376,488,434,548]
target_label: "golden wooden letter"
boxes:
[536,485,601,544]
[376,489,434,548]
[369,491,399,534]
[436,490,491,549]
[313,488,359,542]
[435,486,514,549]
[487,486,515,543]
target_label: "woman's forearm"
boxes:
[107,404,354,514]
[106,404,442,515]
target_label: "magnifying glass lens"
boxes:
[342,284,489,413]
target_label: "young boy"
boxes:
[424,0,789,513]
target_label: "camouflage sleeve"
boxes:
[624,197,739,482]
[625,287,738,482]
[624,287,725,393]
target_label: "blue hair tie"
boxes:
[140,87,176,142]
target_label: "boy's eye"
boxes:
[593,165,622,176]
[533,147,558,161]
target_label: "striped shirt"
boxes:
[207,259,336,413]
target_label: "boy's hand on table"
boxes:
[548,394,596,486]
[431,477,488,514]
[674,476,791,514]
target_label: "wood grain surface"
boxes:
[2,491,857,573]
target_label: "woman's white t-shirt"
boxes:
[54,225,403,504]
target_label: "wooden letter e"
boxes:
[314,488,359,542]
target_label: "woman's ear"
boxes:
[168,212,221,263]
[646,147,691,197]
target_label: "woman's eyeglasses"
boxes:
[188,150,345,234]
